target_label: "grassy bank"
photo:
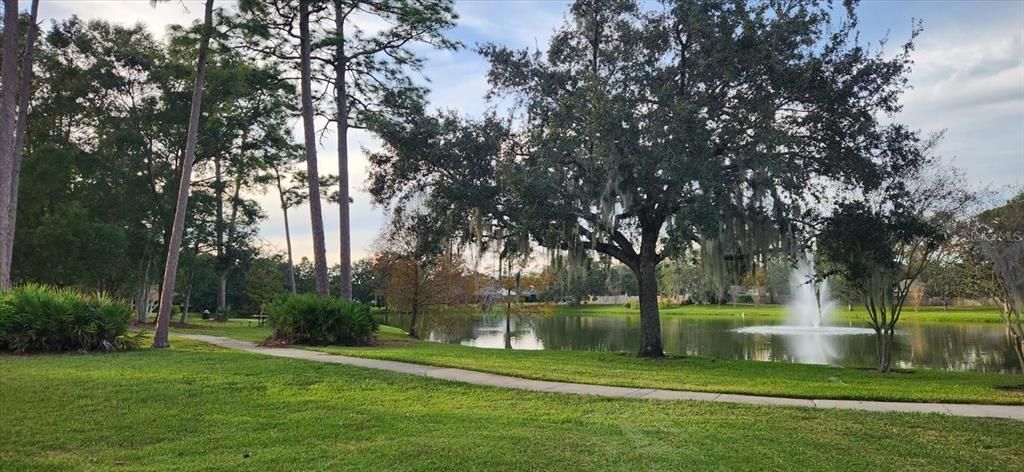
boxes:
[2,340,1022,471]
[314,331,1024,405]
[549,303,1007,323]
[171,319,1024,405]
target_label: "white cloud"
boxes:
[897,25,1024,190]
[39,0,209,35]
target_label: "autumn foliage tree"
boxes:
[371,210,475,338]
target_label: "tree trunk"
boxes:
[875,327,895,372]
[636,258,664,357]
[217,270,228,312]
[214,154,223,264]
[407,264,421,338]
[215,177,242,313]
[300,0,330,296]
[275,169,296,293]
[999,306,1024,372]
[2,0,38,280]
[134,270,145,322]
[335,3,352,300]
[1011,327,1024,373]
[0,0,21,289]
[634,223,664,357]
[408,305,419,338]
[136,284,147,323]
[180,281,192,324]
[136,257,151,323]
[504,311,512,350]
[153,0,214,348]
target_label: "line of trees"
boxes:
[6,14,307,331]
[1,0,460,348]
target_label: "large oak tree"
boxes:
[369,0,924,357]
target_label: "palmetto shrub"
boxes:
[265,293,376,345]
[213,306,234,322]
[0,284,137,353]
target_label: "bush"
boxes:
[213,306,233,322]
[265,293,377,345]
[0,284,136,353]
[623,302,631,309]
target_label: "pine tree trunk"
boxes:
[283,207,296,293]
[153,0,214,348]
[335,3,352,300]
[136,285,147,323]
[217,271,228,312]
[275,169,296,293]
[181,281,192,324]
[2,0,38,280]
[214,155,223,260]
[299,0,330,296]
[136,257,151,323]
[0,0,21,289]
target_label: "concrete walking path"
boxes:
[178,334,1024,421]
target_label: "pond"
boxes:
[379,310,1022,374]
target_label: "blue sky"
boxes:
[38,0,1024,264]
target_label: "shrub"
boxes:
[213,306,234,322]
[265,293,377,345]
[0,284,136,353]
[623,302,631,309]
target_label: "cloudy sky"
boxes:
[37,0,1024,265]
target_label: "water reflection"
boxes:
[381,311,1022,373]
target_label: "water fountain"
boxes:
[734,256,873,364]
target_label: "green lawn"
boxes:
[167,315,273,343]
[170,317,1024,405]
[2,340,1022,471]
[550,303,1007,323]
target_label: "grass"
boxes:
[161,315,273,343]
[549,303,1007,323]
[171,317,1024,405]
[2,340,1023,471]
